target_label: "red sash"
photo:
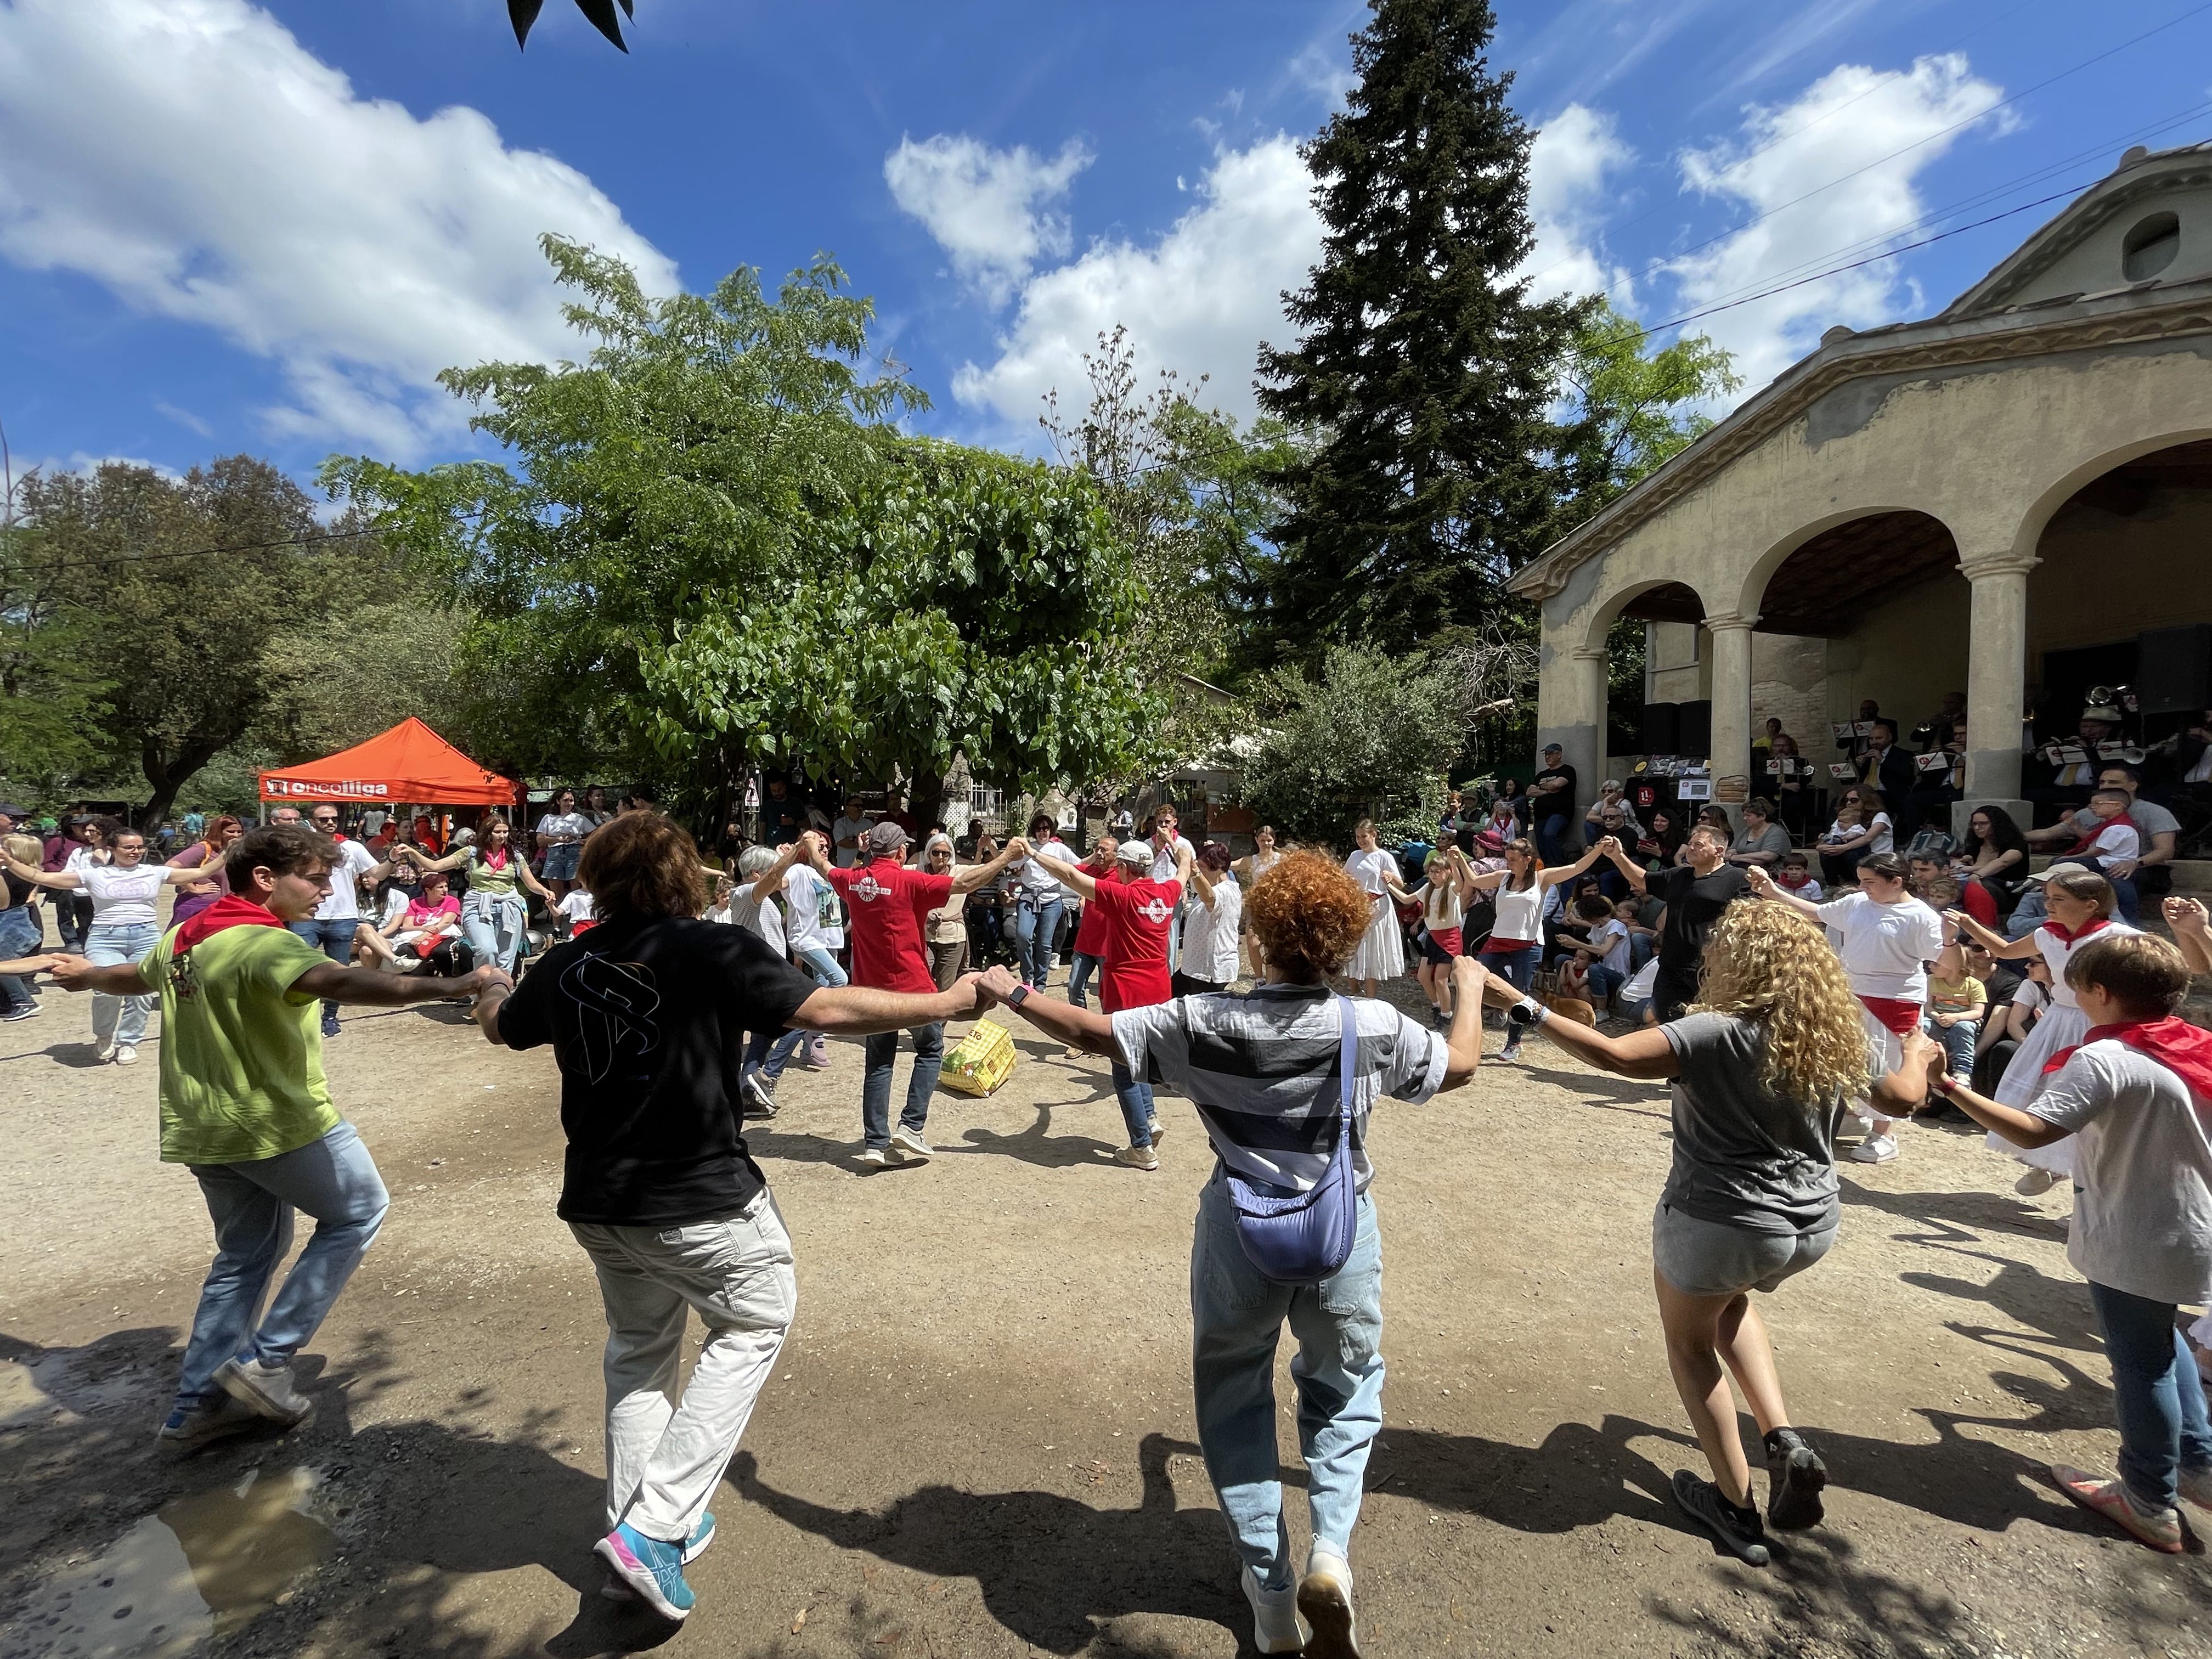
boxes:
[2040,917,2112,946]
[1858,994,1923,1036]
[174,893,285,952]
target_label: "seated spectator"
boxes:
[1773,850,1822,903]
[1613,895,1658,972]
[1954,804,2030,915]
[2023,763,2176,897]
[1583,780,1643,846]
[1837,697,1882,764]
[1483,786,1524,842]
[1909,851,1995,928]
[2024,699,2129,815]
[1923,957,1986,1084]
[1724,798,1791,869]
[1634,807,1685,869]
[379,871,470,975]
[1614,955,1661,1026]
[1970,953,2049,1096]
[1817,787,1893,889]
[1556,891,1632,1011]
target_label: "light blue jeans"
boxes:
[1111,1060,1156,1149]
[87,919,157,1049]
[792,944,848,989]
[2090,1279,2212,1511]
[1014,894,1064,988]
[176,1120,390,1408]
[1191,1177,1384,1589]
[462,890,529,975]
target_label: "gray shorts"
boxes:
[1651,1201,1836,1297]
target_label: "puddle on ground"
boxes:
[3,1467,334,1659]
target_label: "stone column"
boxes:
[1704,612,1757,827]
[1959,550,2038,833]
[1537,639,1609,824]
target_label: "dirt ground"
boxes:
[3,961,2209,1659]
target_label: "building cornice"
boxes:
[1507,283,2212,603]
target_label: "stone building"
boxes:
[1510,141,2212,831]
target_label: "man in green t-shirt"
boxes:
[54,823,508,1451]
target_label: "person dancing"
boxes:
[398,815,554,979]
[1942,868,2138,1195]
[1457,836,1610,1062]
[1379,845,1481,1028]
[1475,901,1930,1565]
[973,852,1482,1655]
[1340,821,1404,996]
[471,812,991,1620]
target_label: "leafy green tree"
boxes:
[17,458,379,827]
[0,473,108,797]
[1241,644,1470,842]
[330,239,1153,832]
[1252,0,1589,667]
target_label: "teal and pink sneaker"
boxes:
[598,1513,714,1607]
[594,1522,696,1620]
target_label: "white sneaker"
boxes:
[2014,1167,2061,1195]
[1849,1133,1899,1164]
[94,1039,117,1063]
[1241,1565,1308,1654]
[1298,1544,1359,1658]
[213,1356,313,1426]
[857,1146,888,1168]
[114,1046,139,1066]
[890,1126,933,1163]
[1113,1143,1159,1171]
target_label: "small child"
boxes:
[1935,932,2212,1551]
[1923,962,1987,1081]
[2057,788,2145,922]
[557,884,597,939]
[1559,893,1630,1010]
[1774,851,1823,902]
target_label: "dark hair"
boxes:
[1029,811,1057,838]
[1198,839,1233,872]
[577,811,707,922]
[1848,787,1887,813]
[2097,761,2143,787]
[1781,850,1809,868]
[1961,803,2028,861]
[1871,718,1898,740]
[1744,797,1776,819]
[2066,932,2191,1018]
[225,824,337,888]
[1574,893,1612,921]
[1502,837,1539,891]
[1858,851,1908,883]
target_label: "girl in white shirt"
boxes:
[1462,835,1612,1061]
[1381,844,1480,1025]
[1173,842,1245,994]
[1341,821,1407,995]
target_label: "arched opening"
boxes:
[2024,439,2212,814]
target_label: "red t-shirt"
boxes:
[1094,877,1180,1013]
[827,861,950,995]
[1073,865,1122,956]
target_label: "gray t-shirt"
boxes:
[1660,1012,1848,1235]
[2070,799,2179,843]
[2033,1040,2212,1304]
[1729,824,1791,861]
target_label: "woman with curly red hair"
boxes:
[977,851,1484,1656]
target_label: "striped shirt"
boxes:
[1111,983,1448,1193]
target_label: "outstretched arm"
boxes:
[1930,1069,2068,1148]
[1479,973,1680,1079]
[1944,906,2036,960]
[1596,836,1648,893]
[978,964,1115,1056]
[1743,864,1821,921]
[297,961,509,1007]
[950,837,1027,896]
[3,853,81,891]
[744,838,805,905]
[788,976,985,1035]
[1535,842,1606,889]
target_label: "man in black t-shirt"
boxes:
[473,819,983,1621]
[1598,825,1752,1022]
[1532,743,1579,865]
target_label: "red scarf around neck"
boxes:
[173,893,285,952]
[2039,917,2113,946]
[2041,1015,2212,1110]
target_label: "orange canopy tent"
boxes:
[259,718,517,808]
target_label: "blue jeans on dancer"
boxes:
[1014,893,1064,989]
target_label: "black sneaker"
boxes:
[321,1012,342,1039]
[741,1070,778,1118]
[1764,1427,1828,1530]
[1670,1469,1770,1566]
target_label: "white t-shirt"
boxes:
[1179,877,1243,984]
[1587,917,1630,975]
[535,810,595,842]
[2034,1041,2212,1304]
[1866,812,1894,855]
[79,863,165,927]
[1012,838,1078,901]
[831,815,873,868]
[2069,798,2179,841]
[2080,819,2142,862]
[781,863,843,952]
[1491,881,1546,945]
[1150,834,1196,884]
[314,838,381,922]
[1814,891,1944,1002]
[557,890,595,927]
[380,887,410,928]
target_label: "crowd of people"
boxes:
[1,729,2207,1650]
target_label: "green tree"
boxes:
[1252,0,1590,667]
[329,239,1153,832]
[0,466,109,797]
[18,458,380,827]
[1241,644,1470,842]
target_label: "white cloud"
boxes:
[1667,53,2005,390]
[1521,103,1637,304]
[0,0,678,460]
[951,136,1323,428]
[884,134,1093,308]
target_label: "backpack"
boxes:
[1904,825,1958,862]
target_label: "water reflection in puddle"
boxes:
[5,1467,334,1658]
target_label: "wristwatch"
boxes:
[1007,983,1030,1008]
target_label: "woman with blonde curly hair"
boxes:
[973,850,1485,1656]
[1469,900,1931,1568]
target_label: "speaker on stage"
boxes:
[1677,699,1712,757]
[2137,624,2212,715]
[1639,702,1679,753]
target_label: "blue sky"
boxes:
[2,0,2209,486]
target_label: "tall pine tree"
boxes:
[1252,0,1589,666]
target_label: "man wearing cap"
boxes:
[808,822,1026,1165]
[0,805,41,1020]
[1531,743,1578,865]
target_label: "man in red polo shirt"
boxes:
[811,822,1025,1166]
[1028,837,1192,1169]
